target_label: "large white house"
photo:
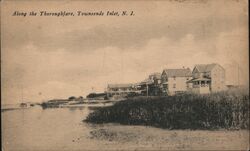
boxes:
[161,68,192,95]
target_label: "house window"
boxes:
[173,84,176,88]
[187,78,189,80]
[173,76,176,80]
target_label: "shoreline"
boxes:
[86,123,249,150]
[2,103,249,151]
[1,101,115,112]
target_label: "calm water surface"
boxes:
[2,106,103,151]
[2,106,249,151]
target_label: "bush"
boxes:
[86,93,107,99]
[68,96,76,100]
[85,91,249,130]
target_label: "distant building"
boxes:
[105,63,227,97]
[161,68,192,95]
[106,83,141,98]
[188,63,226,94]
[139,72,162,96]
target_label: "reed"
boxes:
[85,90,249,130]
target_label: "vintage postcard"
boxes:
[1,0,249,150]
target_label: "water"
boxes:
[2,106,103,151]
[2,106,249,150]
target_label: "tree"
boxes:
[68,96,76,100]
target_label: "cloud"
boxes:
[1,0,248,104]
[2,0,247,54]
[2,26,248,104]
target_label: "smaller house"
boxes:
[161,68,192,95]
[149,72,161,85]
[139,72,161,96]
[188,63,226,94]
[139,78,153,96]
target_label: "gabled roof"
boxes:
[140,78,154,85]
[139,72,161,85]
[149,72,161,79]
[162,68,192,77]
[193,63,222,73]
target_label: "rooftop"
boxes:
[107,83,135,88]
[194,63,221,73]
[149,72,161,79]
[163,68,192,77]
[140,78,154,85]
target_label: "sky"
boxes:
[1,0,249,104]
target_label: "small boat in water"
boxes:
[19,103,28,108]
[19,102,32,108]
[18,85,32,108]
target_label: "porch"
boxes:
[188,77,211,94]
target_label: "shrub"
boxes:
[85,91,249,130]
[86,93,107,99]
[68,96,76,100]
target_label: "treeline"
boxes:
[85,90,249,130]
[86,93,107,99]
[40,96,84,108]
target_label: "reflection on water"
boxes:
[2,106,99,151]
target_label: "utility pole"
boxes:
[238,63,240,87]
[21,83,24,102]
[121,50,124,83]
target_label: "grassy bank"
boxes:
[85,90,249,129]
[88,124,249,150]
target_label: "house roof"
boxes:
[162,68,192,77]
[149,72,161,79]
[107,83,135,88]
[140,78,154,85]
[194,63,219,73]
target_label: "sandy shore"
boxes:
[82,123,249,150]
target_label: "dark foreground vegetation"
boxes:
[85,90,249,130]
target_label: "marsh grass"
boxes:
[85,90,249,130]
